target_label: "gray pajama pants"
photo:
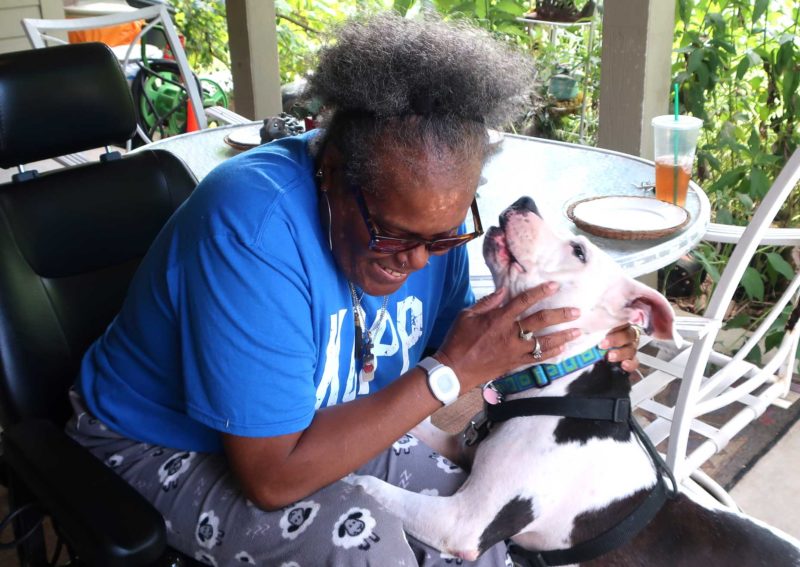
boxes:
[65,391,512,566]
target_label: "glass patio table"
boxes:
[141,123,711,298]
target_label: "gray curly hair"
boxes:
[306,12,534,192]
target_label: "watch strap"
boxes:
[417,356,443,374]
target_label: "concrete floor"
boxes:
[731,418,800,539]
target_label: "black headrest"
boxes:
[0,43,137,168]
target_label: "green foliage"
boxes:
[670,0,800,346]
[674,0,799,221]
[402,0,601,143]
[169,1,393,83]
[275,1,343,84]
[169,0,229,73]
[425,0,530,41]
[270,0,600,141]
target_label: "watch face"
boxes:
[431,366,459,404]
[437,372,457,394]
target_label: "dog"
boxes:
[347,196,800,566]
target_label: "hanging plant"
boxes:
[527,0,596,23]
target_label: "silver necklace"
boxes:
[348,282,389,382]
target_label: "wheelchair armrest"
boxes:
[3,419,166,567]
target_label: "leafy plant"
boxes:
[397,0,601,143]
[670,0,800,361]
[532,0,595,23]
[675,0,799,224]
[274,1,351,84]
[169,0,230,73]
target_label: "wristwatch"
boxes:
[417,356,460,406]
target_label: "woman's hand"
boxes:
[435,282,581,391]
[600,324,641,372]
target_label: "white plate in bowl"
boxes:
[223,125,263,150]
[566,196,689,240]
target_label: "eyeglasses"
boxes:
[352,186,483,255]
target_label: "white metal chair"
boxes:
[21,4,247,149]
[704,222,800,246]
[633,148,800,506]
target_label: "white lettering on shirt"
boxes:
[316,308,349,408]
[316,296,425,407]
[395,296,423,374]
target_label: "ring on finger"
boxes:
[531,336,543,360]
[517,321,535,342]
[631,324,643,346]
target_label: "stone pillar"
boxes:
[598,0,675,159]
[226,0,282,120]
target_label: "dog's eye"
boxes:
[571,242,587,264]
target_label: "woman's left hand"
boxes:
[600,324,641,372]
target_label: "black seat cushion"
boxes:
[0,149,196,427]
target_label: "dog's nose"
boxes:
[510,196,540,216]
[500,196,541,229]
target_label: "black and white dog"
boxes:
[348,197,800,566]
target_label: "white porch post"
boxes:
[225,0,282,120]
[598,0,676,159]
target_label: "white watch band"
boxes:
[417,356,460,406]
[417,356,442,374]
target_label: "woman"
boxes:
[69,12,639,566]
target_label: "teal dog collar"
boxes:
[489,345,608,397]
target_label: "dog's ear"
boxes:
[622,280,679,342]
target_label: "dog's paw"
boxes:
[340,473,358,486]
[344,474,382,494]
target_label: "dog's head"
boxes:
[483,197,677,358]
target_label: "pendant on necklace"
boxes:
[360,340,376,382]
[349,282,387,384]
[354,321,364,359]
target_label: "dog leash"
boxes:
[478,392,678,566]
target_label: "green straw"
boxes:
[673,83,679,205]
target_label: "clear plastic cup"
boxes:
[651,115,703,207]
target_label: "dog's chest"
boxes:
[472,364,657,549]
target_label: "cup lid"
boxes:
[652,115,703,130]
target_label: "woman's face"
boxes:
[321,144,482,297]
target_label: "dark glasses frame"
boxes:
[352,186,483,254]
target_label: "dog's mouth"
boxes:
[508,245,526,272]
[484,199,542,276]
[484,225,527,274]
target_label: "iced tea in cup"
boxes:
[651,115,703,207]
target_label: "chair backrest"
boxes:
[662,148,800,481]
[0,43,197,427]
[21,4,208,143]
[704,148,800,321]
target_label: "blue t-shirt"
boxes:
[77,132,474,453]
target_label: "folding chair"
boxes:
[633,148,800,507]
[21,3,246,149]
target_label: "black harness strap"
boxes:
[485,395,678,566]
[486,396,631,424]
[510,480,668,566]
